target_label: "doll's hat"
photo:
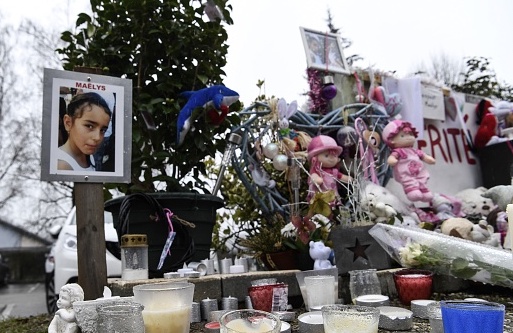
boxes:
[382,120,418,146]
[307,135,343,160]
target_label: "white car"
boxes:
[45,207,122,313]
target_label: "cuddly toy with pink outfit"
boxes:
[306,135,351,202]
[382,120,436,202]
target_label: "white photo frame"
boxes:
[41,68,132,183]
[300,27,350,74]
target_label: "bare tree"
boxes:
[412,52,465,86]
[0,17,73,236]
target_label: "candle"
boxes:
[229,265,245,274]
[190,302,201,323]
[201,298,219,321]
[220,258,232,274]
[201,259,216,275]
[222,296,238,310]
[177,263,194,277]
[507,204,513,252]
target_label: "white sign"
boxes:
[421,84,445,120]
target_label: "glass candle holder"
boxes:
[121,234,148,280]
[348,269,381,304]
[440,300,505,333]
[321,304,379,333]
[97,302,145,333]
[219,309,281,333]
[393,269,433,305]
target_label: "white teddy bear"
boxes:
[454,187,495,220]
[481,185,513,212]
[360,192,397,223]
[309,240,334,270]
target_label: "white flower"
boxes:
[398,242,423,267]
[281,222,296,238]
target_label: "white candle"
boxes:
[507,204,513,253]
[177,263,194,277]
[229,265,245,274]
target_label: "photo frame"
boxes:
[300,27,350,74]
[41,68,132,183]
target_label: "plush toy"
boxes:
[440,217,501,247]
[440,217,475,239]
[454,187,495,220]
[471,220,501,247]
[306,135,351,202]
[361,181,420,225]
[474,113,505,149]
[360,192,397,223]
[176,85,240,145]
[309,240,334,270]
[382,120,436,202]
[431,193,464,221]
[481,185,513,212]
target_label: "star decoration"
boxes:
[347,238,370,262]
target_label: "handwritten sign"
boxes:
[421,83,445,120]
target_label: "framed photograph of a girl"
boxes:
[41,69,132,183]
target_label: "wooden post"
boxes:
[74,66,108,300]
[75,183,107,300]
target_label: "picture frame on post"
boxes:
[40,68,132,183]
[299,26,350,74]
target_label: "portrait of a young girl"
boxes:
[56,92,112,171]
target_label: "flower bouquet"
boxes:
[368,223,513,288]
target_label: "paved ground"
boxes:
[0,283,48,319]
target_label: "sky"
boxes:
[3,0,513,108]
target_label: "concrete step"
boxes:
[108,268,470,306]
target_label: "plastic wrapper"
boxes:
[368,223,513,288]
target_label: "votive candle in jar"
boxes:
[121,234,148,280]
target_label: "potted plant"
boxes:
[57,0,240,273]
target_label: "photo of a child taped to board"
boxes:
[41,68,132,183]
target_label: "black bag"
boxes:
[115,193,195,278]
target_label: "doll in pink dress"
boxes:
[307,135,351,202]
[382,120,436,202]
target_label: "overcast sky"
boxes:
[4,0,513,106]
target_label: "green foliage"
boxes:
[57,0,241,194]
[452,56,513,101]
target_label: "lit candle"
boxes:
[507,204,513,252]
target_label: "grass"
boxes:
[0,314,52,333]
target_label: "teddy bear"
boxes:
[309,240,334,270]
[481,185,513,212]
[440,217,501,247]
[454,187,495,221]
[360,180,420,225]
[360,192,397,223]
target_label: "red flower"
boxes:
[291,215,316,244]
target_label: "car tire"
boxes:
[45,272,58,314]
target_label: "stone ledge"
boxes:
[108,268,470,305]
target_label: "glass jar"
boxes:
[121,234,148,280]
[96,302,144,333]
[348,269,381,304]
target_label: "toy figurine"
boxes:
[306,135,351,202]
[382,120,435,202]
[48,283,84,333]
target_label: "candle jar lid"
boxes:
[121,234,148,247]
